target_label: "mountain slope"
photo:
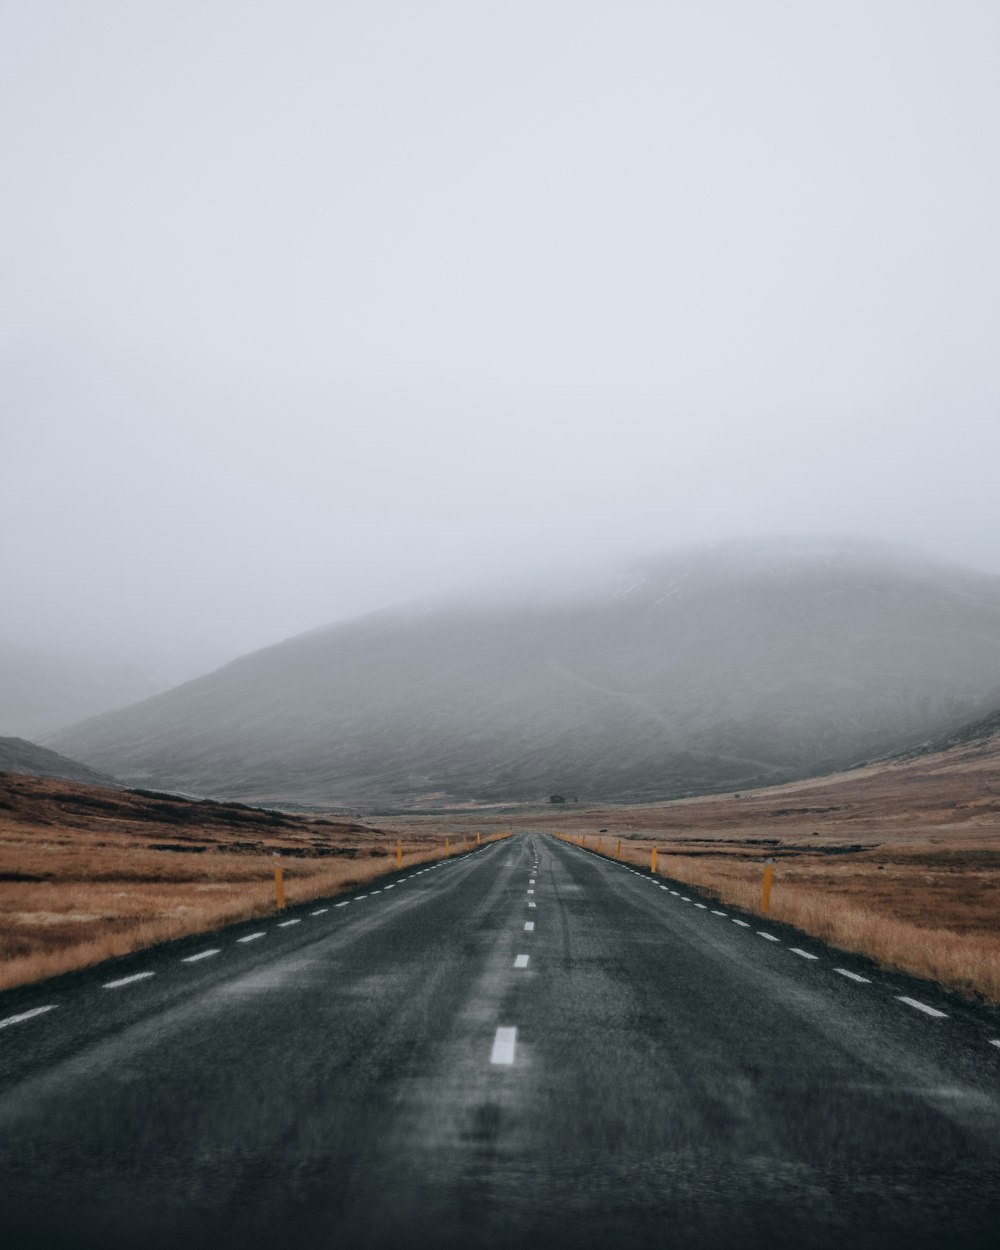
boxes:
[0,736,116,786]
[49,539,1000,807]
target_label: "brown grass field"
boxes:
[4,725,1000,1001]
[0,773,495,991]
[391,733,1000,1003]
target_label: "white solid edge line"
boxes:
[182,949,221,962]
[732,919,751,927]
[897,995,948,1019]
[524,921,535,931]
[277,919,301,927]
[757,932,780,942]
[238,932,265,943]
[834,968,871,983]
[0,1004,57,1028]
[514,954,530,969]
[103,971,156,988]
[790,947,819,959]
[491,1026,517,1065]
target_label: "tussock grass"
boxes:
[0,772,505,991]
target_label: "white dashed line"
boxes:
[335,901,350,908]
[383,885,395,891]
[528,901,536,908]
[529,879,535,884]
[490,1026,517,1065]
[0,1005,57,1029]
[103,972,155,989]
[694,903,707,909]
[680,897,691,902]
[238,932,265,943]
[711,910,727,916]
[277,919,301,928]
[524,921,535,932]
[182,949,220,962]
[732,919,750,928]
[311,908,329,915]
[356,895,368,900]
[669,890,679,896]
[757,932,779,942]
[514,954,530,969]
[897,996,948,1019]
[790,947,818,960]
[370,890,382,895]
[990,1040,1000,1049]
[834,968,870,983]
[527,889,534,895]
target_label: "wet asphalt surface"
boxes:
[1,833,999,1250]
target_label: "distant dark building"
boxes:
[548,793,566,804]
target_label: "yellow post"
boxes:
[445,837,450,856]
[396,838,402,869]
[597,837,603,854]
[651,847,658,874]
[476,832,481,845]
[761,861,774,914]
[273,862,285,910]
[615,838,621,859]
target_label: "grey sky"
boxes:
[3,1,999,674]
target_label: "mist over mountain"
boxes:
[49,538,1000,808]
[0,641,169,738]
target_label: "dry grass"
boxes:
[0,773,502,991]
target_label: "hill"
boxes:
[49,538,1000,807]
[0,735,116,786]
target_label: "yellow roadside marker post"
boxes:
[273,855,285,911]
[396,838,402,870]
[445,837,450,857]
[615,838,621,859]
[651,847,658,874]
[761,859,774,914]
[476,832,481,845]
[596,837,603,854]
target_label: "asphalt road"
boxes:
[2,834,1000,1249]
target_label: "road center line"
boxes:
[528,901,536,908]
[277,919,301,927]
[182,949,221,962]
[524,921,535,931]
[103,972,155,988]
[490,1026,517,1065]
[711,910,727,916]
[757,932,780,942]
[334,901,350,908]
[311,908,329,915]
[790,947,818,959]
[0,1005,57,1029]
[732,919,750,928]
[694,903,707,909]
[527,889,534,895]
[897,996,948,1018]
[238,932,265,943]
[514,954,529,969]
[834,968,871,983]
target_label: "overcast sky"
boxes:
[3,1,999,676]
